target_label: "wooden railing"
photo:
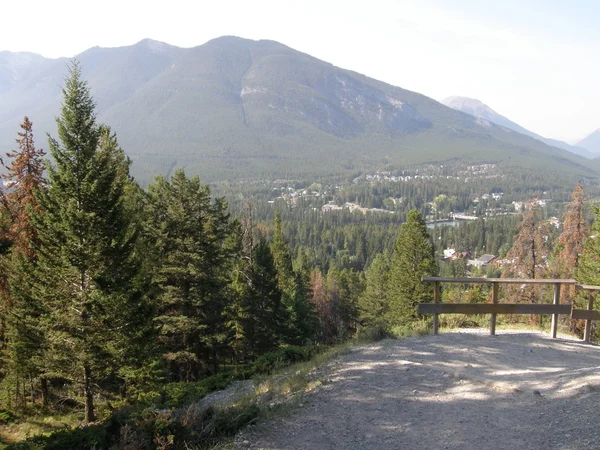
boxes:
[573,285,600,342]
[419,277,577,339]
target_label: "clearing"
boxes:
[235,329,600,449]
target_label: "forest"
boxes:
[1,64,600,449]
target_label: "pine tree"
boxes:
[30,63,144,423]
[503,198,550,280]
[502,197,551,312]
[387,209,437,326]
[271,211,316,345]
[359,251,391,330]
[145,170,231,380]
[551,185,588,332]
[247,236,287,355]
[0,117,48,407]
[576,205,600,286]
[554,185,587,278]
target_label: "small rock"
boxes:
[413,390,418,394]
[242,440,251,447]
[533,390,542,396]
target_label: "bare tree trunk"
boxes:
[41,377,49,407]
[83,364,95,423]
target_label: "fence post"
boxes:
[551,283,560,338]
[584,293,594,343]
[490,282,498,336]
[433,281,440,335]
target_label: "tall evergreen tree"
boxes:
[387,209,437,326]
[145,170,231,379]
[552,185,588,332]
[502,197,551,313]
[247,236,287,355]
[0,117,48,407]
[554,184,587,279]
[271,211,316,345]
[30,63,144,423]
[358,251,391,330]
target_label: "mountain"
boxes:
[442,96,594,159]
[0,37,598,185]
[577,129,600,155]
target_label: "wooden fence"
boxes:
[418,277,600,342]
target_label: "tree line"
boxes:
[2,64,600,436]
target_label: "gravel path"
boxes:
[235,329,600,450]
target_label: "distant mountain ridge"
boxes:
[577,129,600,155]
[441,96,595,159]
[0,37,598,184]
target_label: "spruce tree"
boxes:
[30,63,143,423]
[247,236,287,355]
[271,211,316,345]
[387,209,437,326]
[145,170,231,379]
[359,251,391,330]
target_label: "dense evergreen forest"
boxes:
[1,64,600,449]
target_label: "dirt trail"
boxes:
[235,329,600,449]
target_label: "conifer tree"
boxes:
[576,206,600,286]
[551,185,588,331]
[359,251,391,330]
[387,209,437,326]
[145,170,231,379]
[502,197,551,312]
[247,236,287,354]
[0,117,48,406]
[271,211,316,345]
[554,184,587,279]
[30,63,144,423]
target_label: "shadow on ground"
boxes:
[241,330,600,450]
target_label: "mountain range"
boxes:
[1,36,599,185]
[441,96,596,159]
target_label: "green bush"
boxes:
[0,409,16,424]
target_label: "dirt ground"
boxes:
[234,329,600,450]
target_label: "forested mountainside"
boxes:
[1,37,598,186]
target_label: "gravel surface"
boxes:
[234,329,600,449]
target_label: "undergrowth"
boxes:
[2,343,352,450]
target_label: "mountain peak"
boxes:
[442,96,497,118]
[577,129,600,154]
[443,96,596,158]
[134,38,177,53]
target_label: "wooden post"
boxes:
[584,293,594,343]
[551,283,560,338]
[433,281,440,335]
[490,282,498,336]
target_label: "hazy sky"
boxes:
[2,0,599,142]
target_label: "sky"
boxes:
[2,0,599,143]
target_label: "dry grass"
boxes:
[0,411,83,445]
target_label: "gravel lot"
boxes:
[235,329,600,450]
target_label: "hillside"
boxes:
[442,96,594,158]
[1,37,598,185]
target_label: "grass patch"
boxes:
[0,412,83,447]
